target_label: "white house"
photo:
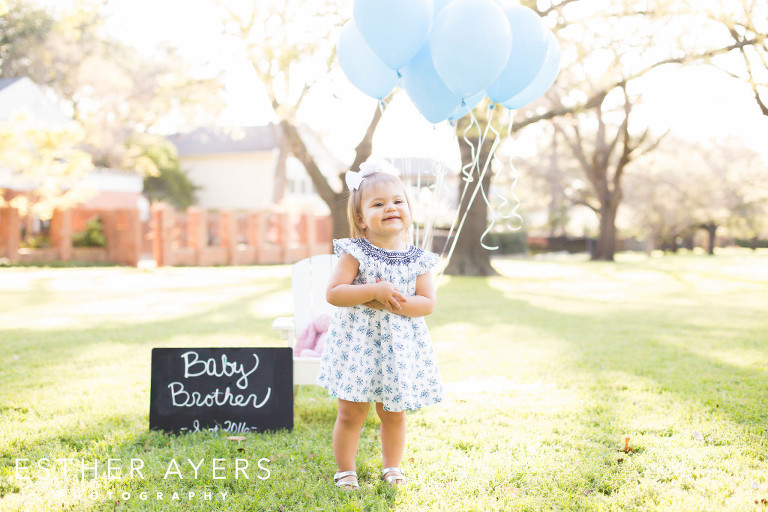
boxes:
[169,124,345,214]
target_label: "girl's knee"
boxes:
[337,400,369,424]
[376,403,405,423]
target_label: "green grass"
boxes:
[1,250,767,511]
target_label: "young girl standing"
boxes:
[316,162,444,490]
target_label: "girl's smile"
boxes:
[356,181,412,249]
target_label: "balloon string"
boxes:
[501,110,524,231]
[478,104,502,250]
[422,128,450,251]
[439,107,499,280]
[439,111,480,264]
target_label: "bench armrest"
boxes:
[272,316,295,345]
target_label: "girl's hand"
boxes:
[363,300,385,310]
[372,280,406,312]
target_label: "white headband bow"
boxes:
[345,161,395,191]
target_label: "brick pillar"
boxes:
[50,209,73,261]
[187,207,206,265]
[276,212,287,263]
[306,213,319,256]
[246,211,262,264]
[100,210,118,263]
[152,204,174,267]
[0,207,21,260]
[219,210,237,265]
[114,209,141,266]
[317,215,332,250]
[297,213,311,258]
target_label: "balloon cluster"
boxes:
[338,0,561,124]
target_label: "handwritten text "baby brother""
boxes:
[167,351,271,408]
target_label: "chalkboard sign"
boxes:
[149,347,293,434]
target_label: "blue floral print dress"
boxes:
[316,238,445,412]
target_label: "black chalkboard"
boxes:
[149,347,293,434]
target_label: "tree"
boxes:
[552,84,665,260]
[681,0,768,117]
[0,1,55,78]
[442,115,499,276]
[502,122,594,237]
[214,0,379,245]
[2,0,225,171]
[214,0,768,268]
[499,0,767,261]
[136,134,199,209]
[623,135,768,254]
[0,114,93,221]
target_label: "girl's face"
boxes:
[356,180,412,244]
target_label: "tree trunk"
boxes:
[443,134,497,276]
[330,192,349,240]
[701,222,717,255]
[278,108,383,249]
[271,123,288,204]
[592,199,618,261]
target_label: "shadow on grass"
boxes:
[0,283,398,511]
[431,276,768,438]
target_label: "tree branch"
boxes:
[278,120,337,204]
[510,35,767,132]
[350,100,387,173]
[535,0,582,17]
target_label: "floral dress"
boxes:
[316,238,445,412]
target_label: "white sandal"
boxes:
[381,467,407,486]
[334,470,359,490]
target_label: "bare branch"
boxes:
[535,0,582,17]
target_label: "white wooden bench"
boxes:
[272,254,338,386]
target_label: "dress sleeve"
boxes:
[333,238,367,268]
[414,248,440,275]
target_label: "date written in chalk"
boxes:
[181,419,257,434]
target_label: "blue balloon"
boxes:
[486,6,548,104]
[503,30,561,109]
[433,0,454,17]
[448,90,485,121]
[401,43,461,124]
[430,0,513,99]
[337,20,399,100]
[353,0,433,71]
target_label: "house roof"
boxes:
[0,77,23,91]
[169,125,279,156]
[0,76,73,127]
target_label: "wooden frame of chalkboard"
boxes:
[149,347,293,434]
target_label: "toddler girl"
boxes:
[316,161,444,490]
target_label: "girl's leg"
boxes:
[375,403,406,480]
[333,399,370,484]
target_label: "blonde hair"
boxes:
[346,171,413,241]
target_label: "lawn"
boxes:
[1,250,767,511]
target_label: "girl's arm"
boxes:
[326,253,407,312]
[365,271,436,317]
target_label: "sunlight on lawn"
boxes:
[0,267,292,329]
[1,253,767,511]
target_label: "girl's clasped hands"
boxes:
[364,278,406,312]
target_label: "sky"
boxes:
[35,0,768,167]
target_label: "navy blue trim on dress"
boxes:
[351,237,422,266]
